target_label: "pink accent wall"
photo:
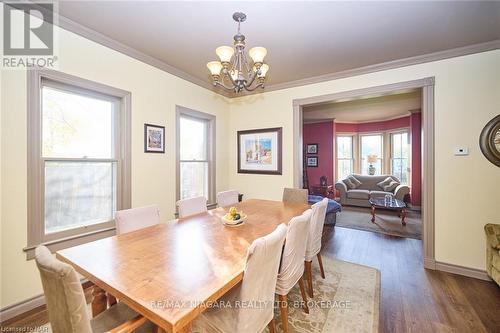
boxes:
[303,121,334,188]
[303,115,422,205]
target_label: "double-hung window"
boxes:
[27,70,130,257]
[336,136,354,180]
[177,107,215,204]
[360,134,383,175]
[391,131,410,185]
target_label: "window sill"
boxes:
[23,227,116,260]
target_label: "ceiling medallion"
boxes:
[207,12,269,93]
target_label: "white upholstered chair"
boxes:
[275,209,312,333]
[193,224,288,333]
[304,198,328,297]
[282,188,308,204]
[216,190,239,207]
[35,245,154,333]
[115,205,160,234]
[176,196,207,218]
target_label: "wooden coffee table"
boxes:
[369,197,407,225]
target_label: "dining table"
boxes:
[56,199,310,333]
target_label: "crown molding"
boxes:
[23,0,499,99]
[241,40,499,97]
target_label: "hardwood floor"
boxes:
[2,226,500,332]
[322,226,500,333]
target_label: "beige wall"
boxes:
[227,50,500,271]
[0,26,230,308]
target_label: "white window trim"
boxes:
[389,129,411,186]
[335,127,411,181]
[25,69,131,259]
[175,106,216,207]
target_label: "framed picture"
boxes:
[144,123,165,153]
[307,156,318,167]
[237,127,282,175]
[479,114,500,167]
[307,144,318,154]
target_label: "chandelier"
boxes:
[206,12,269,93]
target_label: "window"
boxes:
[391,131,410,185]
[177,107,215,204]
[360,134,383,175]
[27,70,130,257]
[337,136,354,180]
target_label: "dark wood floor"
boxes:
[2,226,500,332]
[322,226,500,333]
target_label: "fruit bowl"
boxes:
[221,207,247,226]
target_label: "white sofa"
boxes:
[335,174,410,207]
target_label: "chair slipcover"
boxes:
[305,198,328,261]
[282,188,308,204]
[35,246,154,333]
[193,224,288,333]
[275,209,312,295]
[115,205,160,234]
[217,190,239,207]
[177,196,207,218]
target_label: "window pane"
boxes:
[337,136,352,158]
[180,162,208,200]
[391,132,409,184]
[180,116,208,160]
[361,135,382,175]
[338,159,353,180]
[42,86,115,158]
[44,161,116,234]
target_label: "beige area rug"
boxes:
[336,206,422,239]
[266,256,380,333]
[39,257,379,333]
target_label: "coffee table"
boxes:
[369,197,407,225]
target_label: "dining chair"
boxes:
[34,245,154,333]
[176,196,207,218]
[115,205,160,234]
[193,224,288,333]
[282,188,308,204]
[304,198,329,297]
[216,190,239,207]
[275,209,312,333]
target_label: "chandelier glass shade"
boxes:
[206,12,269,93]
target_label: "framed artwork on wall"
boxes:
[237,127,282,175]
[479,114,500,167]
[144,123,165,153]
[307,143,318,154]
[307,156,318,167]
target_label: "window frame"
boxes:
[335,134,355,181]
[176,106,216,206]
[25,69,131,259]
[390,129,411,185]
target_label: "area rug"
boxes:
[336,206,422,239]
[37,257,380,333]
[267,256,380,333]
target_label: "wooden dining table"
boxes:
[56,199,310,333]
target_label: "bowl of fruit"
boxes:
[222,207,247,226]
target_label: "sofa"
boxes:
[484,223,500,286]
[335,174,410,207]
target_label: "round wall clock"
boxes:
[479,114,500,167]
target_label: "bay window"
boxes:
[336,136,354,180]
[360,134,383,175]
[391,131,410,185]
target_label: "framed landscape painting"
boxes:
[237,127,282,175]
[144,123,165,153]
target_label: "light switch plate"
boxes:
[454,147,469,156]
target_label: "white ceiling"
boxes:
[56,1,500,88]
[303,91,421,123]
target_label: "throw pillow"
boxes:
[377,177,393,190]
[384,180,400,192]
[344,175,362,189]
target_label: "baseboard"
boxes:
[423,257,436,269]
[0,293,46,323]
[435,261,492,281]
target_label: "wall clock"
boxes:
[479,114,500,167]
